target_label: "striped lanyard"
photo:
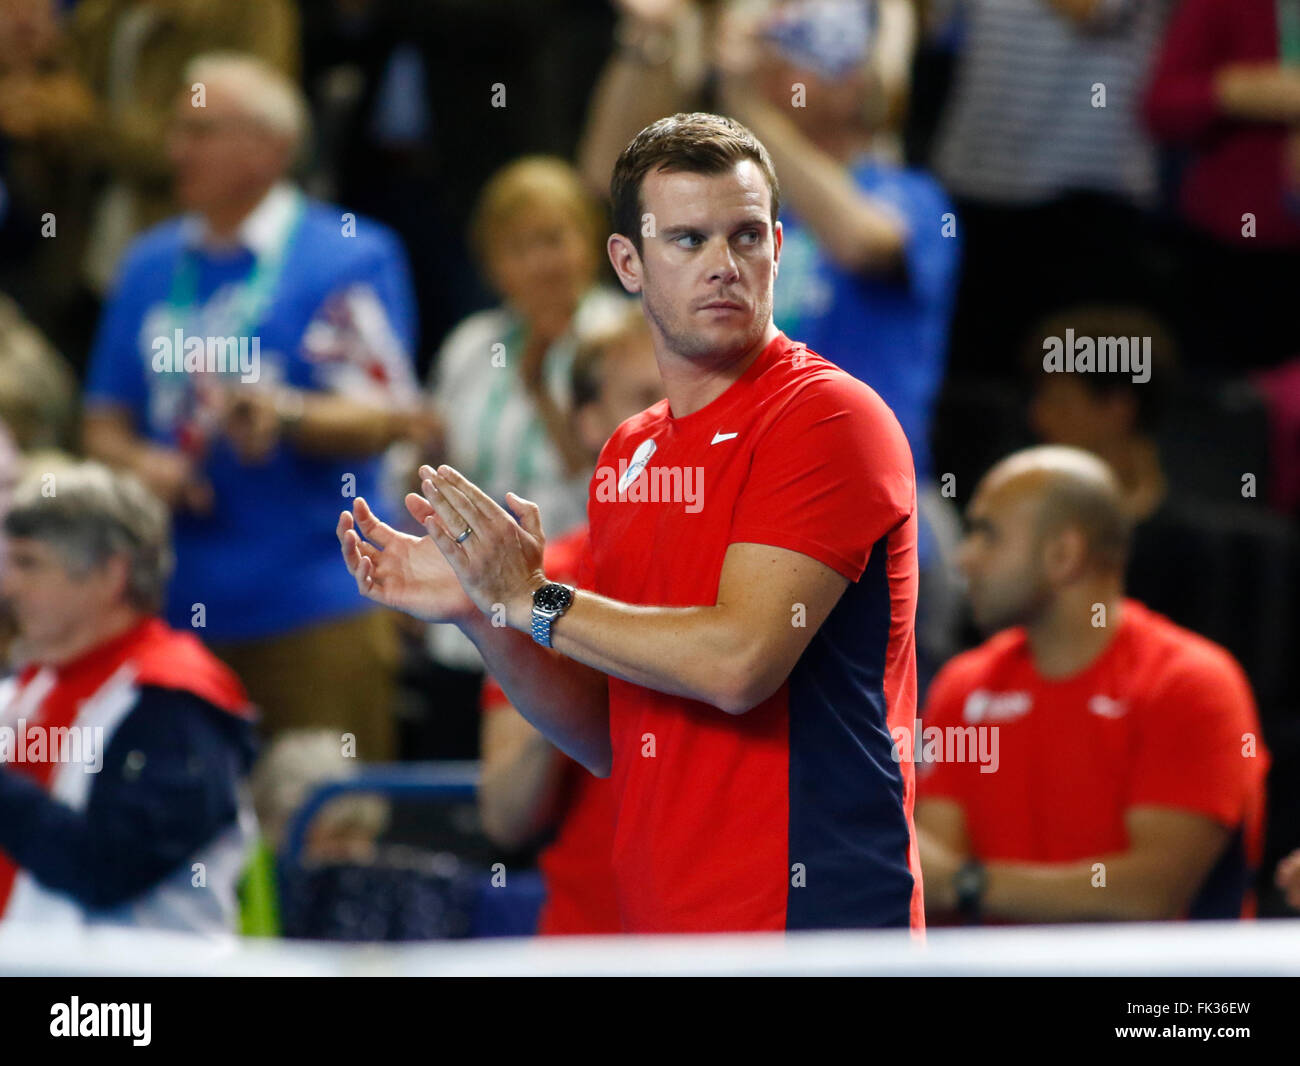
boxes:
[166,191,307,347]
[473,318,560,493]
[162,192,306,453]
[1281,0,1300,64]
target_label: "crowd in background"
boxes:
[0,0,1298,932]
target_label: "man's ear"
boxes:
[607,233,644,295]
[771,219,782,279]
[96,553,132,607]
[1043,526,1090,586]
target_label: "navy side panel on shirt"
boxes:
[786,535,915,930]
[1188,828,1250,920]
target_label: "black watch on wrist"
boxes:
[953,859,986,921]
[530,582,575,648]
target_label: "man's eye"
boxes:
[738,230,760,244]
[675,234,702,248]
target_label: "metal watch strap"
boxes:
[530,584,574,648]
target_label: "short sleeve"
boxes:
[916,656,975,804]
[1128,650,1267,829]
[728,377,914,582]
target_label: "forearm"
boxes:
[284,392,412,457]
[82,409,155,473]
[724,93,904,273]
[1214,65,1300,125]
[526,590,757,715]
[577,27,684,199]
[460,612,612,777]
[983,854,1180,922]
[478,724,566,849]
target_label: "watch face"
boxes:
[533,583,573,612]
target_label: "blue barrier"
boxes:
[277,761,543,939]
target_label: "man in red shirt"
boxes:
[477,306,662,935]
[338,112,923,933]
[917,446,1269,922]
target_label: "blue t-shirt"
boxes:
[774,157,959,488]
[85,195,417,641]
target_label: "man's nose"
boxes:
[705,239,740,284]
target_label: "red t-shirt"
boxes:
[919,599,1270,918]
[586,330,922,933]
[480,526,621,935]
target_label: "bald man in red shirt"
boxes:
[916,446,1269,923]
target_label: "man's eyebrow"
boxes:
[658,217,770,238]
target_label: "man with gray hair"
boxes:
[83,51,430,760]
[0,461,257,933]
[916,446,1270,924]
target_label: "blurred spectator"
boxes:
[248,730,487,942]
[0,292,77,667]
[715,0,957,490]
[1026,306,1177,525]
[0,0,100,362]
[917,446,1270,922]
[578,0,918,195]
[416,155,631,724]
[1144,0,1300,370]
[241,727,389,934]
[1024,304,1299,729]
[478,304,662,935]
[250,729,389,866]
[0,292,77,453]
[713,0,964,688]
[303,0,621,364]
[64,0,299,295]
[927,0,1174,380]
[0,461,258,933]
[81,53,426,761]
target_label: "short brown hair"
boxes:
[610,113,780,253]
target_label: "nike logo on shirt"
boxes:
[711,431,739,445]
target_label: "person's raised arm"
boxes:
[714,18,907,274]
[576,0,697,200]
[1145,0,1300,140]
